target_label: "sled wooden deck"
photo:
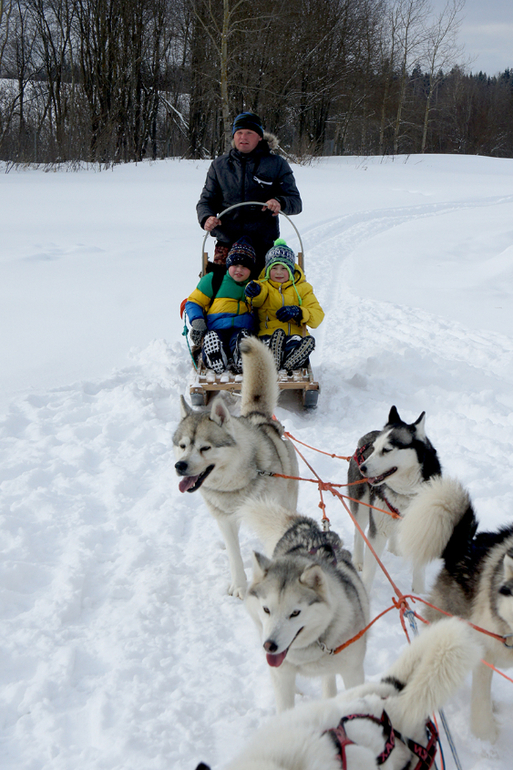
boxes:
[188,202,320,409]
[190,359,320,408]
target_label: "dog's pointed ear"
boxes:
[387,405,401,425]
[299,564,328,597]
[502,551,513,581]
[195,764,211,770]
[252,551,271,580]
[412,411,426,438]
[180,395,192,419]
[209,395,231,426]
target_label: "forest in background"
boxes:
[0,0,512,164]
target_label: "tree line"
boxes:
[0,0,512,164]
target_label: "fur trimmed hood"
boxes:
[231,132,280,153]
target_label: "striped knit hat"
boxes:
[226,237,256,270]
[264,239,296,277]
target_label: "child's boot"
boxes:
[270,328,286,370]
[232,330,251,373]
[282,337,315,372]
[202,331,228,373]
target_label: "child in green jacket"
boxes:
[185,238,256,373]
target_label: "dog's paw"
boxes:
[471,711,498,743]
[228,581,247,600]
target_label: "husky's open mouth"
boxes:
[265,627,304,667]
[366,466,397,486]
[178,465,214,493]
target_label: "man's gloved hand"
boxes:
[244,281,262,298]
[190,317,207,346]
[276,305,302,323]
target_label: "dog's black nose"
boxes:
[175,461,188,475]
[264,639,278,653]
[360,463,367,474]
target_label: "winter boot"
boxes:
[282,336,315,372]
[202,331,228,374]
[231,329,251,373]
[269,328,286,370]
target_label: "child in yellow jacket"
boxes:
[244,240,324,371]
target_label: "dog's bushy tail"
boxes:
[384,617,482,735]
[240,498,298,555]
[398,476,475,568]
[239,337,279,419]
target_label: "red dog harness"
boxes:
[324,710,438,770]
[352,445,402,519]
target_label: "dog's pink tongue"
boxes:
[178,475,199,493]
[266,650,288,667]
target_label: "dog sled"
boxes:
[183,202,320,409]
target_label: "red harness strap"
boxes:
[324,720,355,770]
[353,444,402,519]
[353,443,371,468]
[325,711,438,770]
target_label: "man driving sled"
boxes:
[197,112,302,272]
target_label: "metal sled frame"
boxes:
[189,202,320,409]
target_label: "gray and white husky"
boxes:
[347,406,441,592]
[174,337,298,599]
[243,500,369,712]
[398,475,513,741]
[198,617,482,770]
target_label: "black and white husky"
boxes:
[173,338,299,599]
[197,617,482,770]
[347,407,441,592]
[399,475,513,741]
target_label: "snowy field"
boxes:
[0,154,512,769]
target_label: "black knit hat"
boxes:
[232,112,264,138]
[226,237,256,270]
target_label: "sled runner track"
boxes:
[300,194,513,256]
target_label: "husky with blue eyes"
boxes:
[347,406,441,593]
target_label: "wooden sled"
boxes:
[190,360,319,409]
[188,202,320,410]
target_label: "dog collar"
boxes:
[325,711,438,770]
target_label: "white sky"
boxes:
[436,0,513,75]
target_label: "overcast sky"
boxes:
[447,0,513,75]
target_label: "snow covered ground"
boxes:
[0,154,512,769]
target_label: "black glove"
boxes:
[244,281,261,298]
[190,317,207,346]
[276,305,302,323]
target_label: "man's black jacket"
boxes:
[196,135,302,256]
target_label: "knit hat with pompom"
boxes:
[264,239,296,278]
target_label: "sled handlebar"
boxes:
[201,201,305,264]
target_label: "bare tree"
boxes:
[419,0,464,151]
[28,0,76,159]
[188,0,276,152]
[391,0,430,154]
